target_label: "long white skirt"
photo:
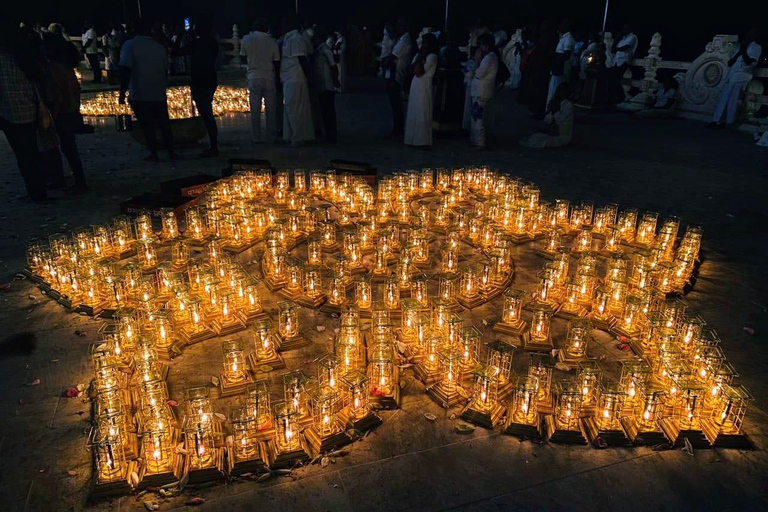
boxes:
[404,76,434,146]
[283,81,315,142]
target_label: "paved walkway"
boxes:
[0,77,766,511]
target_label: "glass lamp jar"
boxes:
[160,208,179,240]
[369,344,394,397]
[143,421,174,474]
[487,340,514,385]
[597,388,626,430]
[341,370,370,420]
[231,406,259,460]
[277,300,300,339]
[222,338,248,382]
[355,274,372,309]
[245,380,272,429]
[529,302,553,343]
[565,318,591,359]
[411,273,429,307]
[618,208,638,241]
[577,361,602,405]
[555,381,583,431]
[511,377,538,424]
[274,402,302,452]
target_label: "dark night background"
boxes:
[10,0,766,60]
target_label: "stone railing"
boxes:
[614,32,767,131]
[70,24,245,70]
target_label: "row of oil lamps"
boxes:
[23,166,750,497]
[79,86,254,120]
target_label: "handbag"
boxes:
[33,85,54,131]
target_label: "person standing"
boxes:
[43,32,87,190]
[707,29,762,129]
[0,23,47,202]
[240,19,280,144]
[610,24,638,104]
[404,33,438,148]
[334,26,348,92]
[547,20,575,104]
[82,21,101,83]
[527,21,557,118]
[179,17,220,157]
[314,26,340,142]
[119,20,175,162]
[105,24,125,84]
[280,16,314,147]
[469,34,499,148]
[383,19,412,138]
[380,23,395,69]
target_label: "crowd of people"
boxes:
[0,14,763,203]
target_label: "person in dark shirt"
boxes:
[178,17,220,157]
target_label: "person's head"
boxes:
[314,25,329,45]
[559,19,573,34]
[134,18,150,36]
[384,22,394,37]
[48,23,63,35]
[661,74,677,90]
[553,82,570,104]
[253,17,269,33]
[282,15,299,33]
[478,33,495,55]
[746,28,759,42]
[395,19,409,37]
[588,30,599,43]
[420,32,438,55]
[622,24,632,35]
[194,16,212,36]
[84,20,93,30]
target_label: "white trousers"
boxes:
[470,96,491,147]
[712,81,746,124]
[282,80,315,143]
[247,78,277,142]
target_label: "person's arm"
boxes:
[474,53,491,80]
[119,67,131,103]
[728,46,745,66]
[741,44,760,66]
[118,42,132,104]
[298,55,311,82]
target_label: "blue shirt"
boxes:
[119,36,168,102]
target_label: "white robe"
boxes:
[520,100,574,148]
[404,53,437,146]
[283,81,315,142]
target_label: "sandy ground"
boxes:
[0,75,766,512]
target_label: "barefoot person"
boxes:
[404,33,438,148]
[280,16,315,147]
[119,20,175,162]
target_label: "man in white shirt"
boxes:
[383,19,412,137]
[610,24,638,103]
[314,26,341,142]
[708,28,762,128]
[280,16,315,146]
[240,19,280,143]
[119,20,174,161]
[81,21,101,83]
[547,19,575,104]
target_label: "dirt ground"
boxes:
[0,75,766,512]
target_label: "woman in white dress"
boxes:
[404,33,438,147]
[520,83,574,148]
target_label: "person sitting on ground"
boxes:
[706,28,762,129]
[636,75,678,119]
[520,82,574,148]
